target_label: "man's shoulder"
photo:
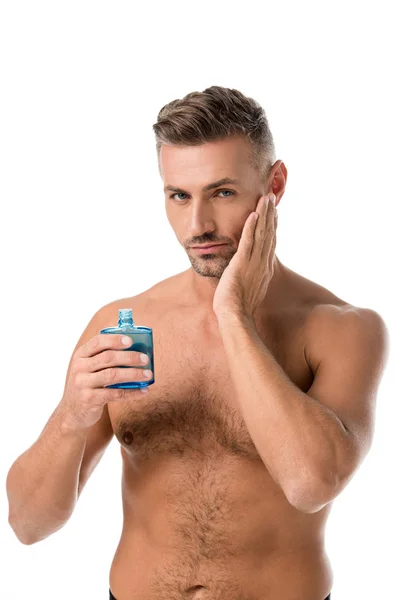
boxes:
[285,272,385,380]
[280,266,350,320]
[99,272,185,321]
[306,298,383,328]
[303,294,386,369]
[285,269,382,341]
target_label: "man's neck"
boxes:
[181,255,288,318]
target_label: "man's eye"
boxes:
[170,190,235,201]
[170,192,188,201]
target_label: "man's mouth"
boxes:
[191,244,227,254]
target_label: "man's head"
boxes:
[153,86,287,280]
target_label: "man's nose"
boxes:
[188,204,216,236]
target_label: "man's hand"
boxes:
[213,193,278,320]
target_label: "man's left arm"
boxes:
[217,305,389,514]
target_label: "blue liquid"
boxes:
[100,309,155,389]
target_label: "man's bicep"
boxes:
[305,305,389,481]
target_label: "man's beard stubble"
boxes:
[187,248,235,279]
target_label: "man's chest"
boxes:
[108,308,313,462]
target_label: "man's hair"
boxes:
[152,85,276,181]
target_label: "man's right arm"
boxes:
[6,305,114,545]
[7,407,90,544]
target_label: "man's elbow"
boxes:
[287,475,341,514]
[8,517,37,545]
[8,514,62,546]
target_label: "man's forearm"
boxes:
[217,312,350,512]
[6,404,87,544]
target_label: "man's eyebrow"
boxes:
[164,177,241,194]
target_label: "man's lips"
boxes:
[191,244,227,254]
[191,243,225,248]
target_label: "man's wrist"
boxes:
[215,309,255,331]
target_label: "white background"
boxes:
[1,1,398,599]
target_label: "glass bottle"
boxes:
[100,308,154,389]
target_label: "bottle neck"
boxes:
[118,308,135,329]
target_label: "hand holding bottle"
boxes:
[59,334,152,432]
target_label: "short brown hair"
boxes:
[153,85,276,180]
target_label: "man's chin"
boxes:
[188,256,229,279]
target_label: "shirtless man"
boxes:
[6,86,389,600]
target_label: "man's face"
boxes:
[160,135,268,279]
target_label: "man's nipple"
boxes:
[122,430,133,445]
